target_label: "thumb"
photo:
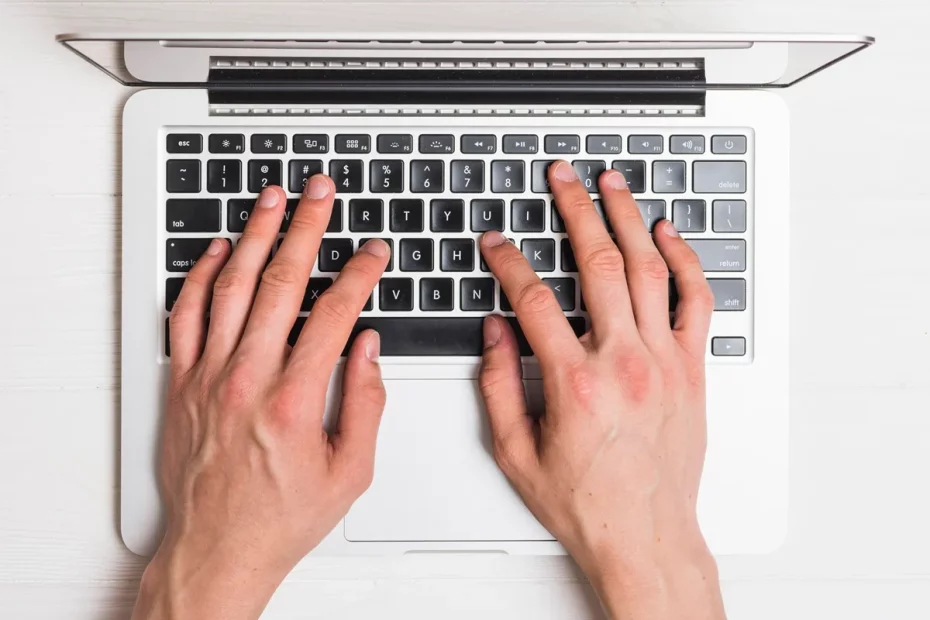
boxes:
[479,315,537,478]
[331,330,386,494]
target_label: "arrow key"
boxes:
[712,337,746,357]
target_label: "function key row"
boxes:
[167,159,747,195]
[167,133,748,156]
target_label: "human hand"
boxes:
[478,161,726,619]
[132,176,391,620]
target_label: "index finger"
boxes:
[480,231,586,368]
[286,239,390,377]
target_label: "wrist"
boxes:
[581,539,725,620]
[132,533,288,620]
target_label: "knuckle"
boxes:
[631,254,670,282]
[266,381,304,428]
[515,281,557,315]
[312,291,356,325]
[286,211,323,234]
[492,439,525,476]
[563,363,596,408]
[212,268,248,299]
[582,244,625,277]
[610,353,658,405]
[562,196,596,215]
[260,260,303,293]
[690,285,716,314]
[479,363,514,398]
[215,363,259,410]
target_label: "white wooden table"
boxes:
[1,1,928,617]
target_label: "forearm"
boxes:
[131,542,284,620]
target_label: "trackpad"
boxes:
[344,379,554,542]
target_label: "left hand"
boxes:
[133,175,391,620]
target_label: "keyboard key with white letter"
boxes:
[688,240,747,272]
[694,161,747,194]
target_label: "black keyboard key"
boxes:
[551,201,566,232]
[370,160,404,193]
[319,239,353,272]
[419,134,455,154]
[461,278,495,311]
[389,199,424,232]
[451,160,485,193]
[302,278,334,311]
[209,133,245,154]
[586,135,622,155]
[294,134,329,154]
[165,318,170,357]
[165,277,185,311]
[251,134,287,154]
[503,135,539,154]
[471,199,505,232]
[431,199,465,233]
[491,161,525,193]
[166,199,221,233]
[411,161,444,193]
[229,198,295,233]
[399,239,433,272]
[349,199,384,233]
[166,160,201,193]
[359,238,394,272]
[328,199,344,233]
[572,160,607,193]
[206,160,242,193]
[330,160,364,193]
[511,199,546,233]
[364,294,374,312]
[167,134,202,154]
[521,239,555,272]
[288,160,324,194]
[544,135,581,154]
[611,160,647,194]
[297,317,586,356]
[281,199,299,231]
[440,239,475,272]
[166,238,219,272]
[544,278,576,311]
[334,134,371,154]
[379,278,414,311]
[461,135,497,154]
[420,278,454,311]
[531,160,556,193]
[248,160,282,193]
[561,239,577,272]
[377,134,413,154]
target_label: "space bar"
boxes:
[291,317,588,356]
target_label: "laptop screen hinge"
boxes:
[205,57,706,114]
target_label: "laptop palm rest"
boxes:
[342,379,554,543]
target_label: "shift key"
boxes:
[688,239,746,272]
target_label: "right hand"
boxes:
[478,161,726,619]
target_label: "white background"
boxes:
[0,1,928,618]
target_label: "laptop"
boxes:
[58,32,873,556]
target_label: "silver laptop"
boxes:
[59,32,872,556]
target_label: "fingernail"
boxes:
[361,238,389,257]
[366,331,381,362]
[662,220,680,238]
[482,231,507,248]
[483,316,502,348]
[552,161,577,182]
[206,238,224,256]
[257,188,279,208]
[306,174,331,199]
[605,170,628,190]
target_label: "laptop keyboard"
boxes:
[162,126,752,361]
